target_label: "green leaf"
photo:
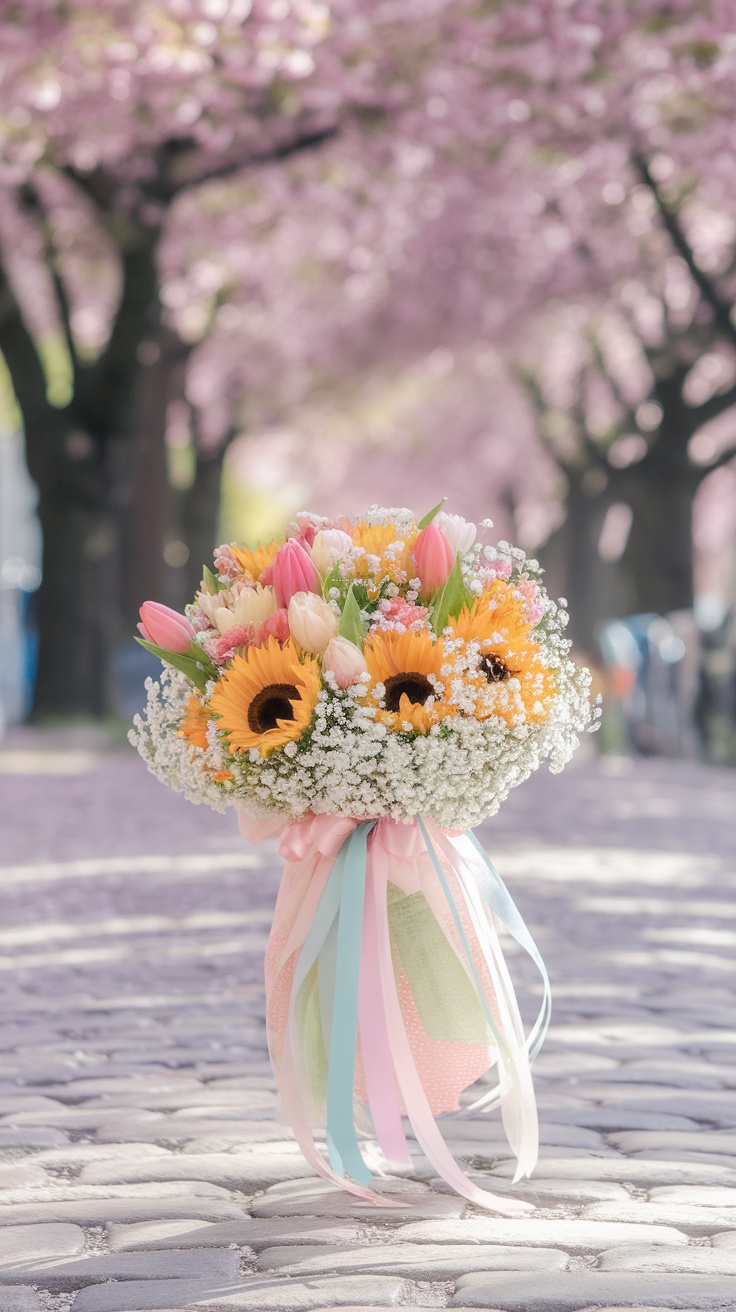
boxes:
[202,565,226,595]
[430,555,473,636]
[338,584,365,648]
[186,641,218,676]
[135,637,209,691]
[321,561,343,600]
[417,497,447,530]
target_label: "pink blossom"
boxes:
[517,578,544,625]
[285,510,328,549]
[479,559,513,584]
[373,595,429,634]
[212,545,242,581]
[191,609,216,634]
[271,539,320,607]
[138,602,193,653]
[412,523,456,599]
[254,608,291,646]
[206,624,255,665]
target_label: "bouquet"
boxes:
[131,503,595,1212]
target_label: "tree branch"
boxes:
[688,378,736,428]
[514,363,608,473]
[63,123,341,224]
[164,122,340,198]
[19,182,79,382]
[634,153,736,349]
[587,331,642,433]
[694,440,736,478]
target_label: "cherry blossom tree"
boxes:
[2,0,736,715]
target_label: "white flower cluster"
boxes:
[130,631,595,833]
[130,670,227,813]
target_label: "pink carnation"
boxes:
[254,608,290,647]
[372,596,429,634]
[206,624,255,665]
[213,544,242,581]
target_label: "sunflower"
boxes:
[351,521,417,597]
[210,637,320,756]
[231,538,281,582]
[178,694,211,750]
[363,629,452,733]
[449,581,555,726]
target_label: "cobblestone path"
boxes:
[0,739,735,1311]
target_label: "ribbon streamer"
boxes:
[251,811,550,1212]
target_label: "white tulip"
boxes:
[288,591,339,655]
[435,512,477,556]
[322,636,369,688]
[311,529,354,579]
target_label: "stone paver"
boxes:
[451,1272,736,1308]
[71,1274,411,1310]
[257,1240,568,1277]
[0,1289,46,1312]
[1,745,736,1308]
[0,1221,85,1263]
[3,1246,241,1290]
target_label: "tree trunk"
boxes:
[120,329,189,625]
[540,468,620,649]
[618,406,697,616]
[177,441,230,608]
[1,228,168,719]
[27,413,120,717]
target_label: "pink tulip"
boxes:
[412,523,456,599]
[271,539,319,608]
[138,601,194,653]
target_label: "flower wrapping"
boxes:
[130,503,596,1209]
[251,810,550,1211]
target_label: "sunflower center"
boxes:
[247,683,300,734]
[383,672,434,712]
[481,653,510,683]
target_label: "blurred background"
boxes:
[1,2,736,764]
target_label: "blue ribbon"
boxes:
[292,820,375,1184]
[324,821,375,1182]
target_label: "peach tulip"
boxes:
[322,635,369,687]
[287,592,339,655]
